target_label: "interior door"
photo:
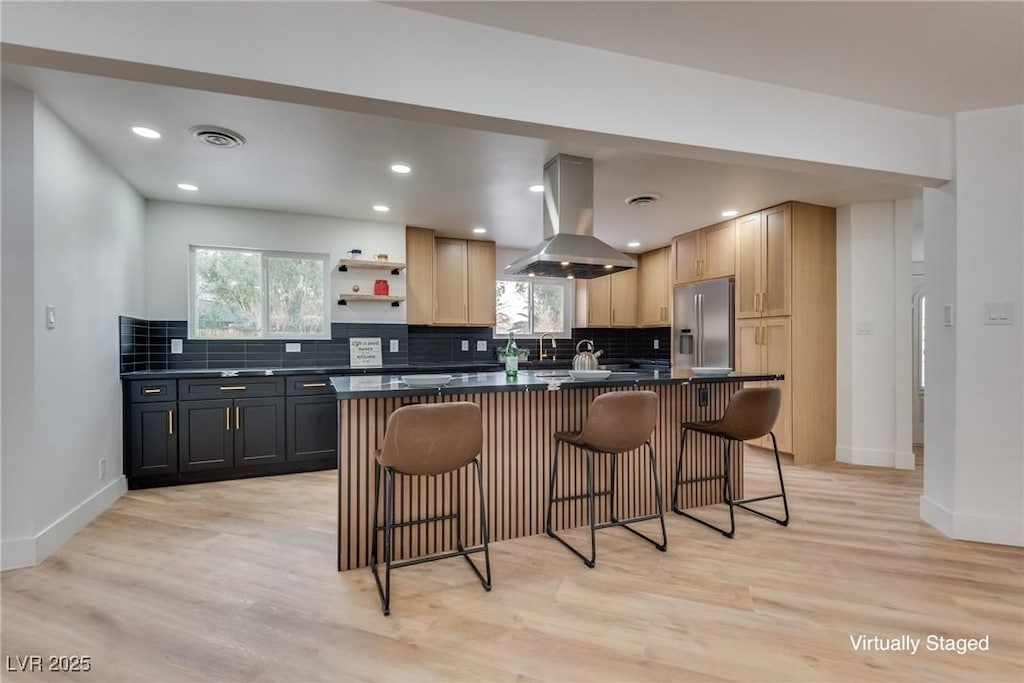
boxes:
[734,211,762,319]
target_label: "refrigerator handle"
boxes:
[696,293,704,367]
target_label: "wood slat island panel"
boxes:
[337,381,746,571]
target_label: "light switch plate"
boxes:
[45,305,56,329]
[285,342,301,353]
[985,302,1013,326]
[389,339,400,353]
[170,339,183,354]
[477,340,488,352]
[461,340,469,351]
[944,304,955,327]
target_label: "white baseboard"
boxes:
[919,495,955,537]
[919,495,1023,547]
[893,450,916,470]
[1,476,126,570]
[835,445,900,468]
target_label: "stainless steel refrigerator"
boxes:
[673,278,734,369]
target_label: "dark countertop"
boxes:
[329,370,782,399]
[120,359,668,381]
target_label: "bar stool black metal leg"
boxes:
[733,432,790,526]
[648,442,668,551]
[370,464,395,615]
[460,458,492,590]
[722,440,736,537]
[586,450,596,567]
[672,433,736,539]
[609,452,619,523]
[545,440,560,537]
[545,442,597,568]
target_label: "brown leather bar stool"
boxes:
[545,390,666,568]
[671,387,789,538]
[371,402,491,615]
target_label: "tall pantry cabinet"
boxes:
[734,202,835,465]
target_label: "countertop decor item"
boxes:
[400,374,453,387]
[568,369,611,380]
[347,249,363,259]
[572,340,604,370]
[375,253,389,261]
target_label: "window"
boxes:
[189,246,330,339]
[494,278,571,338]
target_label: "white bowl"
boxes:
[401,374,453,387]
[568,369,612,381]
[692,367,732,377]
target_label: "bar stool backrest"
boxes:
[716,387,782,441]
[578,390,659,454]
[378,402,483,475]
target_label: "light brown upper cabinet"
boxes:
[466,240,496,326]
[405,227,435,325]
[407,227,496,326]
[638,247,670,327]
[609,268,638,328]
[672,220,735,285]
[735,204,791,319]
[433,238,468,325]
[574,268,637,328]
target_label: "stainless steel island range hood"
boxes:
[506,154,636,279]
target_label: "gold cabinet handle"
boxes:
[220,385,246,391]
[762,289,767,312]
[143,388,162,394]
[225,407,231,431]
[235,407,241,430]
[754,292,761,313]
[694,258,699,277]
[755,326,760,345]
[302,382,328,388]
[168,409,174,435]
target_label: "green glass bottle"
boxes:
[504,331,519,378]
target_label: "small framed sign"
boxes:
[350,337,383,368]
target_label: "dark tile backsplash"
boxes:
[121,317,669,373]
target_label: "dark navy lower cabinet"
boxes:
[124,376,336,489]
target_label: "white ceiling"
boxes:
[3,65,918,250]
[394,0,1024,115]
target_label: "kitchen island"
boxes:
[331,370,783,570]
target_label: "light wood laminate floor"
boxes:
[2,450,1022,682]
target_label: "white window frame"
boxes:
[188,245,331,341]
[493,276,574,340]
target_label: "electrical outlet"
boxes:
[98,458,106,481]
[461,340,469,351]
[698,387,709,408]
[170,339,183,354]
[653,339,659,350]
[389,339,400,353]
[477,340,488,352]
[285,342,301,353]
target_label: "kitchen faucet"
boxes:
[538,333,557,362]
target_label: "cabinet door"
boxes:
[672,232,701,285]
[701,220,735,280]
[762,204,792,317]
[734,320,765,446]
[762,317,792,453]
[433,238,468,325]
[130,401,178,476]
[179,399,234,471]
[406,227,435,325]
[639,248,670,326]
[586,275,612,327]
[234,397,286,466]
[286,396,338,462]
[610,268,638,327]
[467,240,496,326]
[734,211,762,319]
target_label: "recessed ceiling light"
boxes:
[472,227,487,234]
[132,126,161,139]
[176,183,199,191]
[604,264,613,269]
[529,184,544,193]
[390,163,412,174]
[373,205,390,213]
[527,273,536,278]
[627,241,641,248]
[560,261,570,266]
[721,209,739,217]
[566,275,575,280]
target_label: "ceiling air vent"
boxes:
[189,125,246,149]
[625,193,661,206]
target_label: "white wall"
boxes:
[921,105,1024,547]
[835,200,915,469]
[1,90,146,569]
[145,201,406,325]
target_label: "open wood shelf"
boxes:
[336,259,406,275]
[337,294,405,307]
